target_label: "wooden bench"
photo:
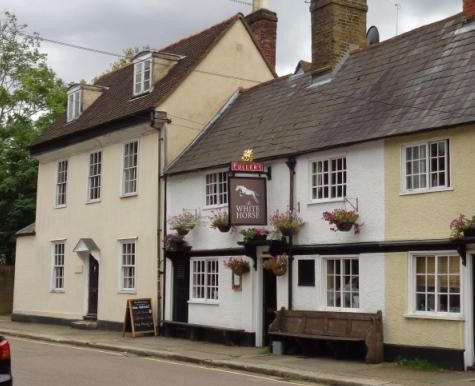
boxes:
[268,308,383,363]
[160,320,245,346]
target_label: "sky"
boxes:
[1,0,463,83]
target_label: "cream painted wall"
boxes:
[14,127,159,323]
[384,252,465,349]
[159,19,274,163]
[15,16,274,324]
[385,126,475,241]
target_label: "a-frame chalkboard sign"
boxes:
[122,298,157,337]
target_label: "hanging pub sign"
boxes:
[228,176,267,226]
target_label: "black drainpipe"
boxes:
[285,157,297,310]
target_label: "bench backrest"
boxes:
[270,309,382,339]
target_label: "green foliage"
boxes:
[0,11,67,264]
[397,358,440,370]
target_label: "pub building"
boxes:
[162,0,475,370]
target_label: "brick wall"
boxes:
[311,0,367,70]
[245,9,278,68]
[464,0,475,19]
[0,266,14,314]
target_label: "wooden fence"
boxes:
[0,266,14,314]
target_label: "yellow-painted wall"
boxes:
[385,126,475,241]
[384,253,465,349]
[160,19,274,163]
[384,127,475,351]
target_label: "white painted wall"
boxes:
[290,254,385,313]
[166,141,386,333]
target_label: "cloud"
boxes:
[1,0,463,82]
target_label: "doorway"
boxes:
[262,261,277,345]
[87,255,99,319]
[172,258,190,323]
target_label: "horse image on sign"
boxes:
[235,185,259,204]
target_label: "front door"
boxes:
[88,255,99,319]
[172,258,190,322]
[263,261,277,345]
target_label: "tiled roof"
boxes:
[30,14,243,154]
[167,14,475,175]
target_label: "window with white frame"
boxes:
[326,257,359,309]
[67,89,81,122]
[122,141,138,195]
[191,259,219,301]
[205,172,228,206]
[88,151,102,201]
[133,59,152,96]
[120,240,136,291]
[56,160,68,207]
[311,157,347,201]
[52,241,65,291]
[403,140,450,192]
[413,254,460,314]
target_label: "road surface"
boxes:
[9,337,317,386]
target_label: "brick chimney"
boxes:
[245,0,278,68]
[310,0,368,70]
[464,0,475,19]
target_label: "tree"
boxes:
[0,11,67,264]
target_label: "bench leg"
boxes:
[189,327,198,341]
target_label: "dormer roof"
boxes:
[30,14,251,155]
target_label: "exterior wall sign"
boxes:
[230,161,265,173]
[228,176,267,226]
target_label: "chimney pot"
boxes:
[310,0,368,70]
[464,0,475,19]
[253,0,269,12]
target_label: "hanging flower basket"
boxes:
[322,209,362,234]
[263,255,288,277]
[240,228,269,242]
[450,214,475,239]
[209,209,231,233]
[217,224,232,233]
[168,210,199,235]
[336,222,354,232]
[165,233,191,257]
[224,257,250,276]
[270,209,304,237]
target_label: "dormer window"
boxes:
[67,88,81,122]
[133,57,152,96]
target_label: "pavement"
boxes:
[1,316,475,386]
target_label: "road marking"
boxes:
[9,337,313,385]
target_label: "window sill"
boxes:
[188,300,219,306]
[202,204,227,211]
[86,199,101,205]
[120,193,138,199]
[322,307,361,313]
[54,205,67,209]
[119,290,136,295]
[404,313,464,321]
[50,289,65,294]
[400,187,453,196]
[308,198,345,206]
